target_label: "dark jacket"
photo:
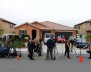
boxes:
[46,39,55,48]
[65,40,70,49]
[27,40,35,51]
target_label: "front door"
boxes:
[32,30,36,40]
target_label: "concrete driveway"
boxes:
[42,43,88,54]
[19,43,88,55]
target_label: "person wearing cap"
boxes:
[46,36,56,60]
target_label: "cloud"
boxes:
[0,0,91,27]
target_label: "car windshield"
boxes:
[69,36,75,39]
[76,38,86,42]
[46,34,50,38]
[58,36,61,38]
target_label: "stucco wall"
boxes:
[0,20,15,34]
[78,23,91,34]
[15,24,41,41]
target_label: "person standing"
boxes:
[6,35,10,53]
[46,36,55,60]
[38,39,42,56]
[27,38,35,60]
[88,43,91,59]
[35,39,42,56]
[64,37,71,59]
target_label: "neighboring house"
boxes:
[15,21,77,41]
[0,18,16,35]
[74,19,91,35]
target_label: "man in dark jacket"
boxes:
[27,39,35,60]
[46,36,55,60]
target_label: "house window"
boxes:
[19,29,27,36]
[10,24,13,28]
[77,25,80,29]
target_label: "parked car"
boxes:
[74,38,88,49]
[43,33,55,44]
[55,36,65,43]
[69,36,75,42]
[0,45,21,57]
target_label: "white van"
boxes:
[44,33,55,44]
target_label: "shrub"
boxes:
[86,34,91,43]
[14,35,19,39]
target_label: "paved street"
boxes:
[0,54,91,72]
[0,43,91,72]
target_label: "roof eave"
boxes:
[0,18,16,25]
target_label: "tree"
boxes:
[86,34,91,43]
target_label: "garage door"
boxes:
[55,32,72,38]
[42,31,51,39]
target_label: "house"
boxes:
[74,19,91,35]
[0,18,16,35]
[15,21,77,41]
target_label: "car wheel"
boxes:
[2,53,5,57]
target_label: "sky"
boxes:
[0,0,91,27]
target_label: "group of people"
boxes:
[1,35,91,60]
[46,37,71,60]
[27,37,42,60]
[47,37,91,60]
[27,36,91,60]
[27,36,73,60]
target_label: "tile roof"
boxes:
[30,21,54,30]
[40,21,76,30]
[15,22,41,30]
[15,21,77,31]
[31,24,53,30]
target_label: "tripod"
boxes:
[69,45,78,58]
[71,45,77,54]
[53,42,66,60]
[53,46,61,60]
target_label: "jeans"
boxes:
[46,48,53,59]
[65,49,70,58]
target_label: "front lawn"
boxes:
[1,39,26,48]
